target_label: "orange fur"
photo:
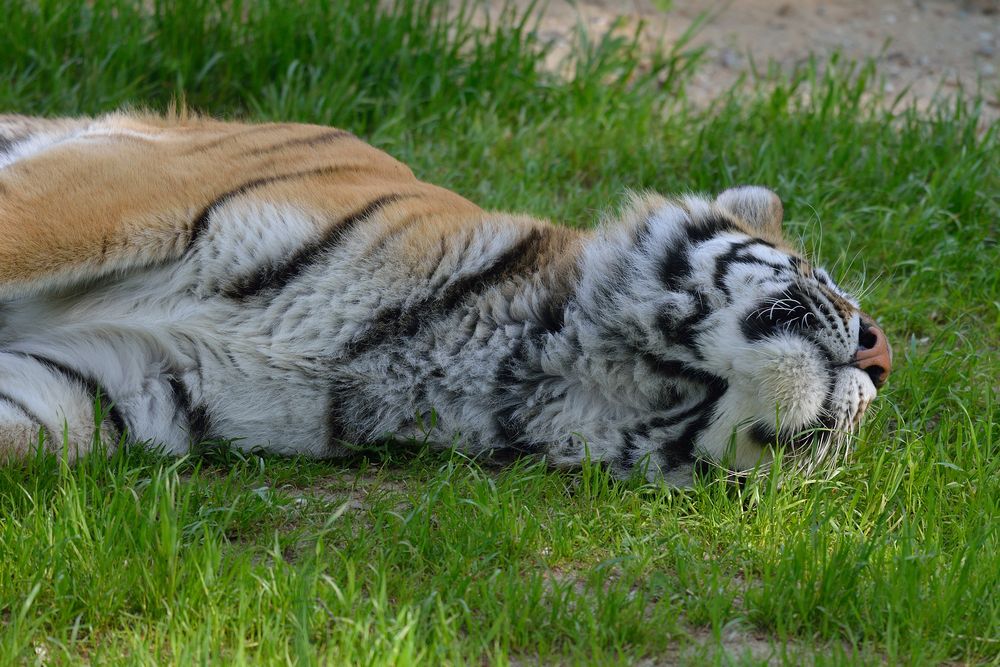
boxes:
[0,113,494,295]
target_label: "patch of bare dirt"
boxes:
[491,0,999,119]
[278,470,414,512]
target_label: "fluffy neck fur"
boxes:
[373,198,708,482]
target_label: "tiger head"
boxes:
[567,186,890,480]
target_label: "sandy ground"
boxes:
[498,0,999,116]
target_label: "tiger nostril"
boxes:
[863,365,886,387]
[858,325,878,350]
[854,321,892,388]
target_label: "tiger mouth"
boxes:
[748,421,817,453]
[748,411,846,457]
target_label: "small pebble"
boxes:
[719,48,743,69]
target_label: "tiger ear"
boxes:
[715,186,784,238]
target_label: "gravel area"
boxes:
[494,0,999,118]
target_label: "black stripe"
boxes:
[345,228,548,356]
[710,240,756,297]
[649,386,725,433]
[686,216,741,244]
[325,375,364,453]
[222,193,412,299]
[634,206,665,246]
[13,353,128,438]
[713,246,791,298]
[535,293,570,334]
[614,419,655,473]
[0,390,47,432]
[495,409,529,450]
[713,255,791,297]
[0,136,14,154]
[186,165,354,252]
[181,124,295,155]
[168,377,212,444]
[326,410,354,452]
[636,354,729,465]
[436,229,545,312]
[241,130,354,157]
[364,213,428,257]
[491,338,541,451]
[656,290,713,356]
[745,259,791,274]
[616,430,639,472]
[641,355,725,391]
[658,374,728,467]
[659,243,692,291]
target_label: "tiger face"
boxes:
[569,187,891,480]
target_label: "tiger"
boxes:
[0,112,891,484]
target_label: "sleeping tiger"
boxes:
[0,112,890,484]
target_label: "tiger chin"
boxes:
[0,113,890,485]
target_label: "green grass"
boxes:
[1,0,998,664]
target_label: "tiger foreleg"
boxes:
[0,352,122,462]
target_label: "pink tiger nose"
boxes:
[855,321,892,389]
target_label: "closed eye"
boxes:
[740,286,813,340]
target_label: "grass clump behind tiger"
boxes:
[0,0,997,665]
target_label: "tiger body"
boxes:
[0,113,888,483]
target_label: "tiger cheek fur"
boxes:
[0,114,886,484]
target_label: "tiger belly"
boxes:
[0,197,550,461]
[0,204,333,458]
